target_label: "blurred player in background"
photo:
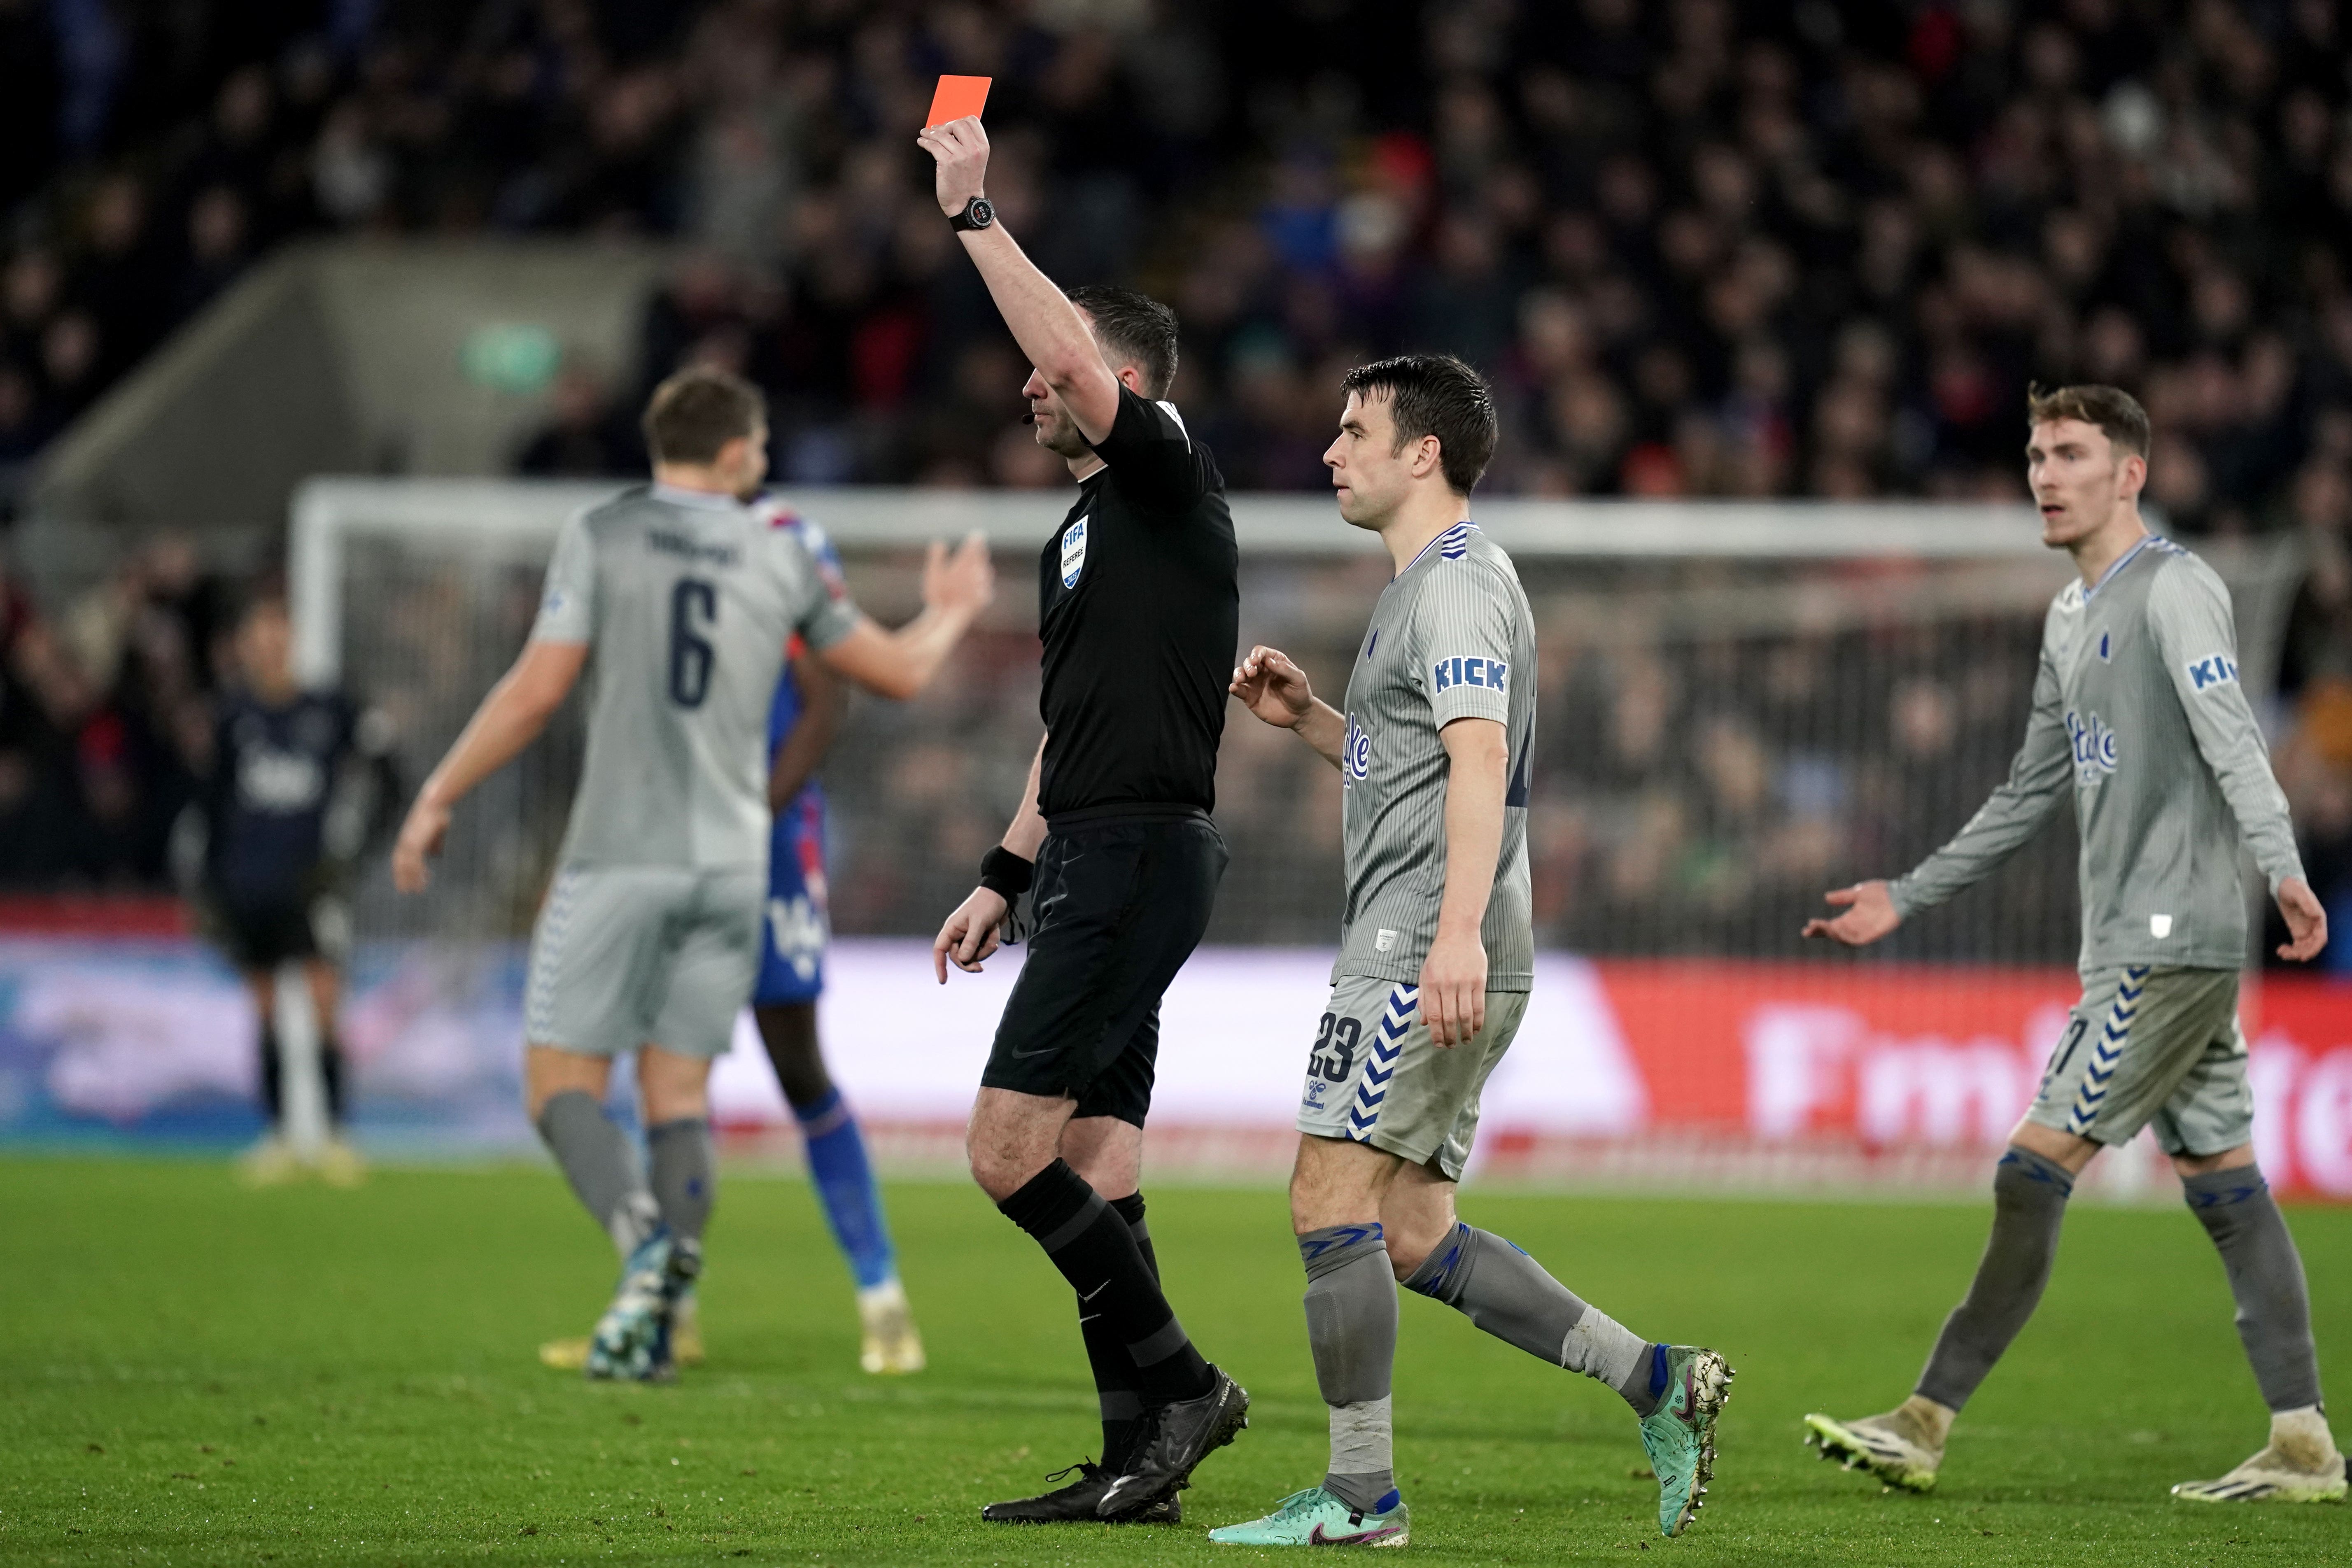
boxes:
[1218,356,1732,1547]
[1803,385,2342,1505]
[191,589,398,1188]
[393,366,992,1382]
[750,628,924,1375]
[919,114,1247,1524]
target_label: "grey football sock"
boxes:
[1403,1221,1659,1415]
[535,1090,657,1258]
[1914,1145,2073,1412]
[647,1117,716,1244]
[2183,1165,2322,1412]
[1300,1223,1399,1512]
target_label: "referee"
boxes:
[920,114,1246,1524]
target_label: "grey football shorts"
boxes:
[523,863,763,1059]
[2024,964,2252,1157]
[1295,974,1531,1181]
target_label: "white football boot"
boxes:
[1803,1395,1951,1493]
[858,1279,925,1374]
[2173,1408,2347,1503]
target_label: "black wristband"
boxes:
[979,845,1034,901]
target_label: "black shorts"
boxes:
[980,810,1227,1128]
[211,894,344,972]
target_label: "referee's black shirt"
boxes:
[1035,384,1238,820]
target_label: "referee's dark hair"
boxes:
[642,366,767,465]
[1065,285,1179,398]
[1341,354,1499,496]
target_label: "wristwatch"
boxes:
[949,195,995,232]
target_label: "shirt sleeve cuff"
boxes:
[803,599,861,652]
[1431,693,1511,728]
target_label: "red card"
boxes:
[926,75,991,127]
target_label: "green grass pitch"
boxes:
[5,1156,2345,1564]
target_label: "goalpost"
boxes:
[291,477,2298,959]
[288,478,2308,1190]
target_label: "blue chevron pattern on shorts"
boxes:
[1346,985,1418,1142]
[2065,965,2150,1136]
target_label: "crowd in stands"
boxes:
[4,2,2349,510]
[0,534,233,885]
[7,1,2352,959]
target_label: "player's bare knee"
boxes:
[638,1046,713,1124]
[967,1088,1077,1199]
[967,1139,1044,1202]
[1059,1115,1141,1199]
[2008,1116,2099,1175]
[1289,1135,1390,1235]
[965,1115,1036,1201]
[524,1044,609,1121]
[1376,1182,1457,1279]
[2171,1142,2257,1179]
[1379,1221,1446,1281]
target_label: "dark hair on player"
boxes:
[641,366,767,465]
[1340,354,1500,495]
[1064,285,1180,399]
[2026,383,2150,459]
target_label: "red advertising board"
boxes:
[1580,960,2352,1199]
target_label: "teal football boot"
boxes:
[1638,1345,1733,1537]
[1208,1485,1409,1547]
[585,1227,687,1382]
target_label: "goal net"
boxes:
[293,480,2318,1192]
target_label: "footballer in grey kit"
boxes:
[1301,517,1538,1179]
[1804,384,2342,1504]
[1216,356,1731,1549]
[394,367,992,1381]
[1324,519,1536,1006]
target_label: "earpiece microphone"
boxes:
[1021,412,1037,423]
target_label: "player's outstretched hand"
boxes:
[915,116,989,217]
[933,885,1009,981]
[1231,645,1314,729]
[1801,879,1900,946]
[925,532,995,619]
[1417,929,1487,1049]
[2276,875,2328,962]
[390,796,450,894]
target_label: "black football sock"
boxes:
[319,1031,348,1125]
[2183,1165,2323,1412]
[648,1117,716,1244]
[1120,1191,1161,1279]
[536,1090,659,1258]
[1079,1193,1155,1469]
[1914,1146,2073,1411]
[999,1161,1213,1407]
[258,1021,284,1126]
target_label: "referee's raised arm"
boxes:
[915,117,1120,442]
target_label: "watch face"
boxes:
[969,198,993,226]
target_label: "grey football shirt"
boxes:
[1333,522,1537,991]
[1890,536,2304,972]
[531,484,861,870]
